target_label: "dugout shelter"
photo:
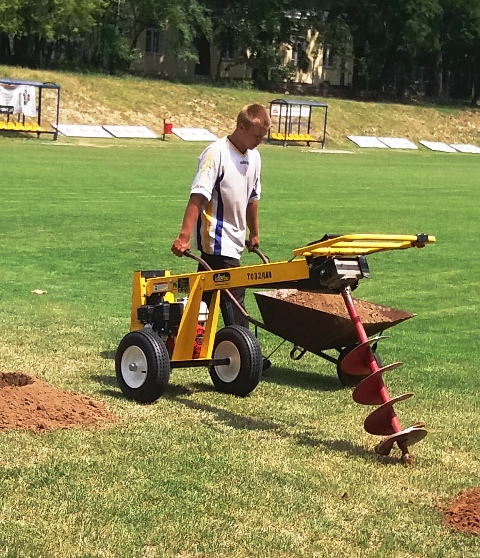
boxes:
[0,78,61,140]
[268,98,328,148]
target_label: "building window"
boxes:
[223,42,235,62]
[291,39,306,67]
[145,28,161,54]
[322,44,335,68]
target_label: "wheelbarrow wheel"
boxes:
[116,328,170,403]
[209,325,263,397]
[336,344,382,387]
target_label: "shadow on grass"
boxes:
[170,395,280,432]
[91,373,124,399]
[92,370,402,464]
[166,382,211,397]
[100,350,116,360]
[261,365,343,392]
[91,369,214,399]
[170,393,401,463]
[295,434,401,465]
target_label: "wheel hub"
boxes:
[121,345,148,388]
[214,340,241,383]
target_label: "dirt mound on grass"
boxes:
[0,371,117,432]
[443,488,480,536]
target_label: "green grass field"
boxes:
[0,135,479,558]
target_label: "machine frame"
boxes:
[129,234,432,363]
[115,233,436,463]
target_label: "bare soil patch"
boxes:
[274,290,398,322]
[443,488,480,537]
[0,372,117,432]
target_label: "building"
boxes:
[130,23,352,92]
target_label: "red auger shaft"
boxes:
[340,287,426,463]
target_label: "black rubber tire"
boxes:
[336,344,382,388]
[115,328,170,403]
[209,325,263,397]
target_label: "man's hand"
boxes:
[171,237,190,257]
[247,235,259,251]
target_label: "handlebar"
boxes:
[245,241,270,264]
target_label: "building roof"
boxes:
[0,78,60,89]
[270,98,328,108]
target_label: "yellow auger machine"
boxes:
[116,233,435,463]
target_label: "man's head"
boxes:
[233,104,271,152]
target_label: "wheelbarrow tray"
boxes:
[254,289,414,354]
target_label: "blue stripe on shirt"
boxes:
[195,216,202,252]
[213,171,224,255]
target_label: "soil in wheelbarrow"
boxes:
[254,289,414,353]
[443,488,480,536]
[0,371,117,432]
[280,291,391,321]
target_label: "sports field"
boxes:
[0,136,479,557]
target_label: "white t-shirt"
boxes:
[191,136,261,259]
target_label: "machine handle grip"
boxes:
[183,248,267,330]
[245,240,270,264]
[183,249,212,271]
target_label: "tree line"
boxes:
[0,0,479,104]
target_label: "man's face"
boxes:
[241,122,269,150]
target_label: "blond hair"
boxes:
[237,104,271,129]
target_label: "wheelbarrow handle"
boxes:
[183,249,212,270]
[245,241,270,264]
[182,249,266,330]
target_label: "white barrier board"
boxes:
[54,124,113,138]
[450,144,480,154]
[347,135,389,148]
[378,137,418,149]
[419,140,457,153]
[103,125,157,139]
[171,128,219,142]
[270,104,311,118]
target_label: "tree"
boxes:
[121,0,211,61]
[202,1,320,87]
[327,0,441,99]
[59,0,211,74]
[429,0,480,103]
[0,0,107,67]
[0,0,211,73]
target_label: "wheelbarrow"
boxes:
[253,288,414,386]
[115,232,435,463]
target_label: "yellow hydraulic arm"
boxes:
[292,233,434,257]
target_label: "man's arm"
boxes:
[171,193,206,256]
[246,200,259,249]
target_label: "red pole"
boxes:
[341,287,402,433]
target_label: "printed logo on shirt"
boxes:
[240,160,249,165]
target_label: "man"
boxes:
[171,103,270,330]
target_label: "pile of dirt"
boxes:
[0,372,117,432]
[443,488,480,537]
[273,290,399,323]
